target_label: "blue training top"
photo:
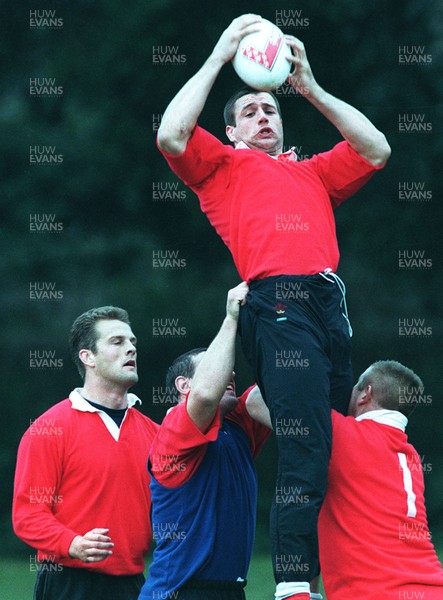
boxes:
[139,419,258,598]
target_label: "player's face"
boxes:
[89,319,138,388]
[226,93,284,156]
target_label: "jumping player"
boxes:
[156,14,391,600]
[318,360,443,599]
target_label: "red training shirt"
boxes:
[13,391,159,575]
[158,126,384,281]
[318,410,443,600]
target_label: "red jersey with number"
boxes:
[318,410,443,599]
[158,126,384,281]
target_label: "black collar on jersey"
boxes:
[83,397,128,428]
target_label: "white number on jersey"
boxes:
[398,452,417,518]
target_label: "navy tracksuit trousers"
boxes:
[239,274,353,583]
[33,564,144,600]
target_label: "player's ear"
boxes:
[226,125,236,143]
[359,385,373,405]
[79,348,95,369]
[175,375,191,396]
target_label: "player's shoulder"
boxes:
[34,397,72,421]
[160,401,199,434]
[331,408,350,425]
[153,402,190,440]
[332,410,393,445]
[191,125,233,152]
[21,398,72,442]
[130,406,160,432]
[331,409,361,440]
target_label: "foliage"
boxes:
[1,0,442,557]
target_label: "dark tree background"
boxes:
[1,0,442,564]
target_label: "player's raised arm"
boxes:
[186,282,248,432]
[245,385,272,428]
[157,14,263,156]
[285,36,391,166]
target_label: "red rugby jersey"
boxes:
[158,126,384,281]
[13,393,159,575]
[318,410,443,600]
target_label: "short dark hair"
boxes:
[69,306,131,379]
[357,360,424,418]
[165,347,207,403]
[223,85,282,127]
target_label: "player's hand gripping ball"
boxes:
[232,19,292,91]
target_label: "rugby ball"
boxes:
[232,19,292,91]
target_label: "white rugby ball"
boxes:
[232,19,292,91]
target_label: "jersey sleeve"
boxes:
[225,386,271,458]
[149,401,221,488]
[12,415,79,559]
[157,125,233,188]
[330,409,354,452]
[309,141,385,208]
[331,408,346,429]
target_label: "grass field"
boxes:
[0,555,326,600]
[4,552,443,599]
[0,559,37,600]
[3,548,442,599]
[4,551,443,599]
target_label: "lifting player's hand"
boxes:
[226,281,249,322]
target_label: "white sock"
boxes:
[275,581,310,599]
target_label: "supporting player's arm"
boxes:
[157,14,263,156]
[285,36,391,166]
[186,282,248,432]
[245,385,272,428]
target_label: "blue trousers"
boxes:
[239,274,353,583]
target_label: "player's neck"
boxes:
[81,380,129,409]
